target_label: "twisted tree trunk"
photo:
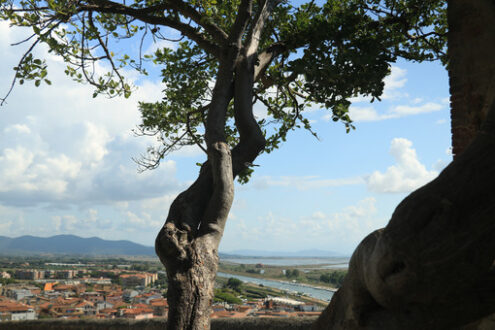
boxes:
[314,1,495,328]
[155,2,273,329]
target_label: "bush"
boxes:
[319,270,347,287]
[214,289,242,304]
[225,278,243,292]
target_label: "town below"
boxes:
[0,255,347,322]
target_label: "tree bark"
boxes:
[315,1,495,328]
[156,140,234,330]
[449,0,495,158]
[154,3,271,328]
[314,112,495,328]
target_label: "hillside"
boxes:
[0,235,155,256]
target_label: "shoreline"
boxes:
[217,268,340,292]
[217,271,338,292]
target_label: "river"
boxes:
[217,272,335,302]
[220,257,349,268]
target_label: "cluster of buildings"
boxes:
[211,297,322,319]
[14,269,82,280]
[0,267,162,322]
[0,266,322,323]
[0,281,167,322]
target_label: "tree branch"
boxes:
[228,0,253,48]
[254,42,286,81]
[0,38,41,106]
[164,0,229,46]
[246,0,280,57]
[82,0,222,57]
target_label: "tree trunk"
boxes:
[155,139,235,330]
[449,0,495,158]
[154,8,268,326]
[314,103,495,330]
[314,1,495,328]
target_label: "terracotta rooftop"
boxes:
[0,300,33,312]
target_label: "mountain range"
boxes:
[0,235,156,256]
[0,235,347,258]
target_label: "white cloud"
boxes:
[381,66,407,99]
[77,122,111,166]
[392,102,443,116]
[0,220,13,233]
[50,209,113,234]
[347,106,393,122]
[0,21,186,207]
[222,197,382,253]
[124,210,161,229]
[345,101,445,123]
[367,138,438,193]
[140,193,177,213]
[51,215,78,232]
[251,175,364,190]
[4,124,31,134]
[343,66,446,123]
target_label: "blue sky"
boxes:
[0,20,451,255]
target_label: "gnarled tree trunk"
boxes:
[155,2,274,329]
[449,0,495,158]
[314,1,495,329]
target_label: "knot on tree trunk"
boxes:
[156,223,193,270]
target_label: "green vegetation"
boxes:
[214,289,243,305]
[219,262,347,289]
[0,277,16,285]
[319,271,347,288]
[225,277,243,292]
[214,277,327,307]
[285,269,300,279]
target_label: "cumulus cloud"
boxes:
[0,145,81,197]
[367,138,438,193]
[0,21,189,208]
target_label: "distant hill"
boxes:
[0,235,156,256]
[0,235,348,258]
[222,249,347,258]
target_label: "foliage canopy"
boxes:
[0,0,446,181]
